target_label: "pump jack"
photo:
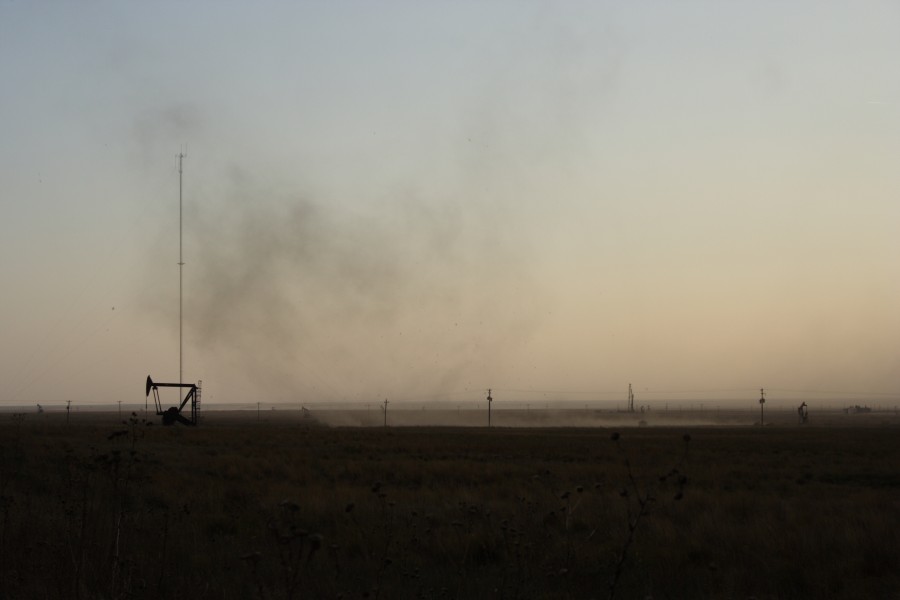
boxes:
[145,375,201,426]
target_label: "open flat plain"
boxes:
[1,409,897,599]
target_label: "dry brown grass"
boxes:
[0,412,897,598]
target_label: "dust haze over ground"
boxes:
[152,160,549,403]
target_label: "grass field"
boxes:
[0,411,897,599]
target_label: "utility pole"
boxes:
[759,388,766,426]
[382,398,389,428]
[66,400,71,424]
[487,389,493,427]
[628,383,635,413]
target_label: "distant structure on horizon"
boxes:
[145,375,201,426]
[797,402,808,424]
[145,150,204,425]
[758,388,766,426]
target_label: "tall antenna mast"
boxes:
[177,151,185,385]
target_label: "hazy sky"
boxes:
[2,2,898,408]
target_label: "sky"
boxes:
[1,1,899,409]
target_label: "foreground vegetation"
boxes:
[0,413,897,599]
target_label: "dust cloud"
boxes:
[178,166,547,402]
